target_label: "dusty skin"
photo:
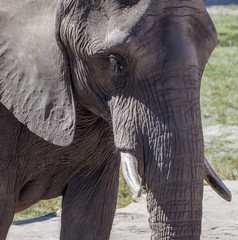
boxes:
[7,181,238,240]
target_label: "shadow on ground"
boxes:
[12,213,57,226]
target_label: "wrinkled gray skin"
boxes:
[0,0,218,239]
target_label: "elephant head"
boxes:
[0,0,231,239]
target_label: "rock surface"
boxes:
[7,181,238,240]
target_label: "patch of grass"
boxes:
[209,13,238,47]
[201,46,238,126]
[226,4,238,10]
[117,168,133,208]
[205,134,238,180]
[14,197,62,221]
[202,13,238,180]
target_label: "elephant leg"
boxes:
[60,158,120,240]
[0,178,15,240]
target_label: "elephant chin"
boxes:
[121,152,232,202]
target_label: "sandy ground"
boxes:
[6,181,238,240]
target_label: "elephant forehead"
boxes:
[79,0,210,55]
[84,0,150,52]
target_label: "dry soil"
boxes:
[7,181,238,240]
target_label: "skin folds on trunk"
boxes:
[112,70,204,239]
[145,103,204,240]
[146,125,204,239]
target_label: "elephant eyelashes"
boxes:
[108,53,128,88]
[109,53,124,75]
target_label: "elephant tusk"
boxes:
[204,157,232,202]
[120,152,142,199]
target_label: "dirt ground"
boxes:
[6,181,238,240]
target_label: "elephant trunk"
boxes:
[145,125,204,239]
[108,3,224,238]
[112,69,205,239]
[142,102,204,239]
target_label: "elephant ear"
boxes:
[0,0,75,146]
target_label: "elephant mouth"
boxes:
[121,151,232,202]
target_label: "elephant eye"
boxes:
[109,53,124,75]
[108,53,128,88]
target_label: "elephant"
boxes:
[0,0,232,239]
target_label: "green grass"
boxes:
[201,13,238,126]
[201,13,238,181]
[226,4,238,10]
[201,46,238,126]
[14,12,238,220]
[205,134,238,180]
[209,13,238,47]
[117,167,133,208]
[14,198,62,221]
